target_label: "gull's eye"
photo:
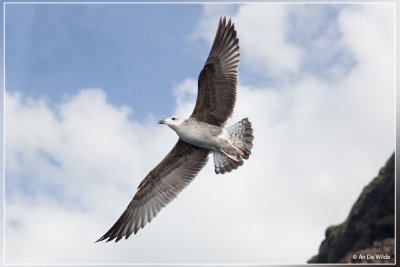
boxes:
[171,117,176,121]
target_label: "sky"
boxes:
[3,2,396,264]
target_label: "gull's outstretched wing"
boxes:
[97,140,209,242]
[191,17,240,126]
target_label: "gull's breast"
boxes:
[175,120,223,151]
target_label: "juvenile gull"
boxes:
[97,17,254,242]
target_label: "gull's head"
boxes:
[159,116,184,130]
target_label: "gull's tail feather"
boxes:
[228,117,254,159]
[213,118,254,174]
[213,150,243,174]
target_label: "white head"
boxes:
[159,116,185,130]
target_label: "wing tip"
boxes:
[219,16,235,27]
[96,234,124,243]
[95,235,109,243]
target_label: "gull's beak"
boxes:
[159,120,166,124]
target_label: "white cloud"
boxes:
[5,3,395,264]
[192,4,303,80]
[234,4,303,78]
[173,78,198,118]
[190,4,238,43]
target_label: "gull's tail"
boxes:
[213,118,254,174]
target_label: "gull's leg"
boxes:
[227,140,244,157]
[219,148,240,162]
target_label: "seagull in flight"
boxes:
[97,17,254,242]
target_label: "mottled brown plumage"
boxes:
[96,140,208,242]
[97,17,249,243]
[191,17,240,126]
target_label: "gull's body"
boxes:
[97,17,254,243]
[165,117,229,152]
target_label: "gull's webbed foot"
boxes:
[227,140,244,157]
[219,148,240,162]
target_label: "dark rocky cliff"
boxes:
[308,153,395,263]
